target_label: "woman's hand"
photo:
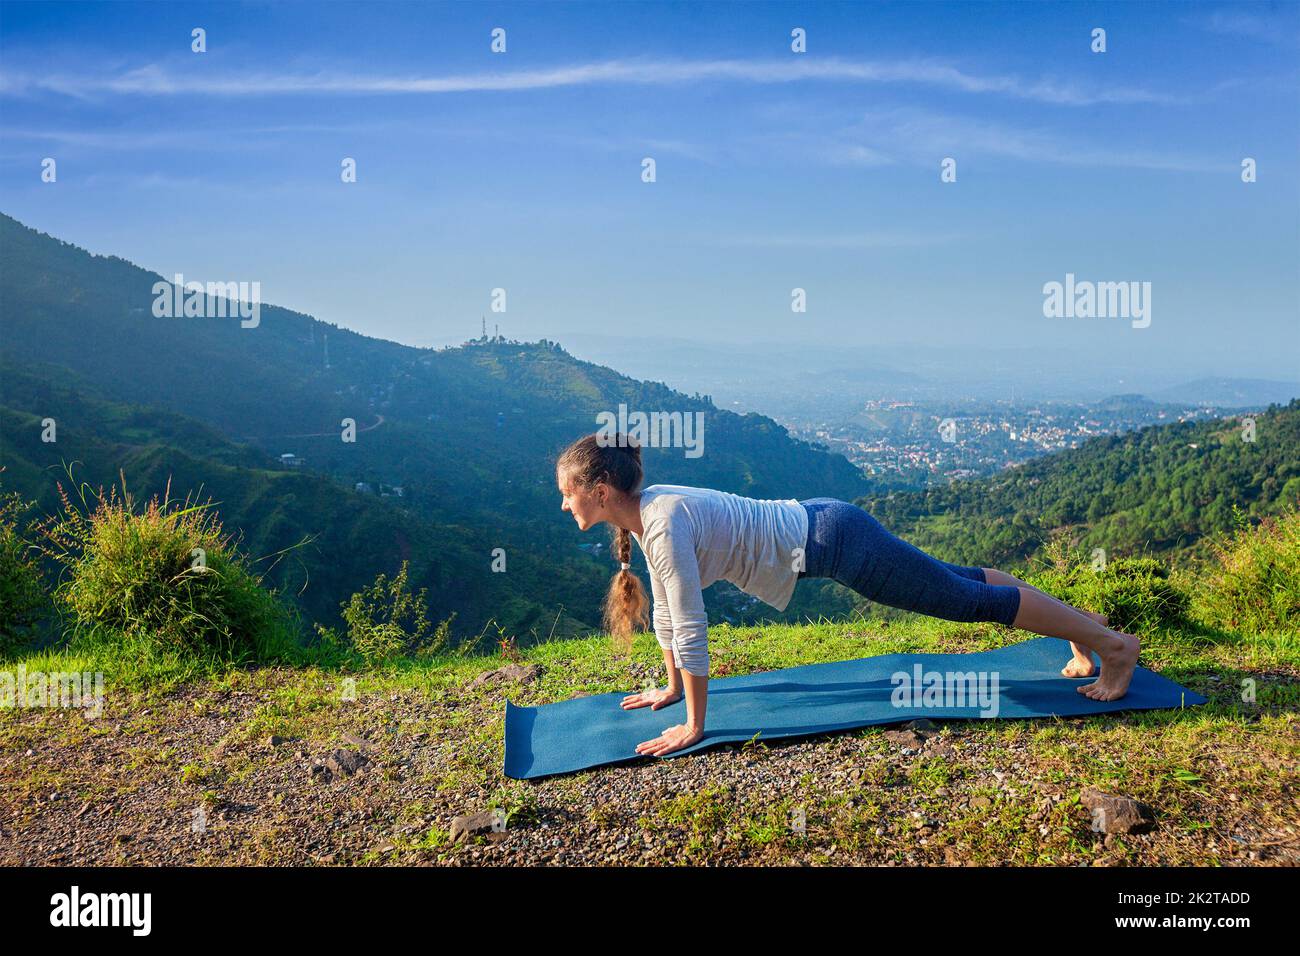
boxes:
[621,686,682,711]
[635,723,704,757]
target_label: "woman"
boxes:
[556,432,1141,758]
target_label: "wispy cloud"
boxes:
[708,231,966,249]
[0,121,416,151]
[1184,8,1300,47]
[839,106,1230,173]
[0,126,300,150]
[0,56,1186,106]
[823,144,897,168]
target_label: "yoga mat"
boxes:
[503,636,1207,780]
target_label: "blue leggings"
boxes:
[797,498,1022,626]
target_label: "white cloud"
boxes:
[843,106,1228,173]
[1,56,1185,107]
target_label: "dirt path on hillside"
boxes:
[243,414,386,443]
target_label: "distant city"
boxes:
[555,335,1297,492]
[782,396,1249,488]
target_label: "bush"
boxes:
[319,561,453,665]
[0,488,48,656]
[35,474,298,662]
[1196,507,1300,632]
[1026,536,1189,632]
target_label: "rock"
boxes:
[904,719,937,732]
[450,810,501,842]
[326,749,369,777]
[926,737,955,757]
[470,663,542,689]
[884,729,928,749]
[267,735,285,747]
[341,733,371,750]
[1080,788,1155,834]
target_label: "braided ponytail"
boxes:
[604,523,649,651]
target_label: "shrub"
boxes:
[0,488,48,656]
[1196,507,1300,632]
[1026,539,1189,632]
[320,561,453,665]
[35,473,298,662]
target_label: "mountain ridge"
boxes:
[0,211,871,641]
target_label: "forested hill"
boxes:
[0,212,871,642]
[0,212,869,505]
[862,401,1299,569]
[0,359,608,640]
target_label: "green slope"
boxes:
[862,401,1300,568]
[0,211,873,640]
[0,361,602,642]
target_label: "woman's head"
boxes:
[555,432,643,528]
[555,432,649,645]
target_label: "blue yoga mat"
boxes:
[503,636,1207,779]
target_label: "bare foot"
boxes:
[1061,612,1109,677]
[1077,632,1141,701]
[1061,642,1097,678]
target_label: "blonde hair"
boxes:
[556,432,649,649]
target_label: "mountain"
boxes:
[0,212,873,641]
[559,333,930,416]
[0,360,606,640]
[1145,378,1300,409]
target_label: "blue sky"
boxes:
[1,0,1297,379]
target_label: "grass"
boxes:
[2,608,1295,866]
[1,509,1296,865]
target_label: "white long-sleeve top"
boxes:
[630,484,809,677]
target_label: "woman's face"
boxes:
[557,469,605,531]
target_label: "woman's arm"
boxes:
[661,646,684,696]
[651,561,685,694]
[633,514,709,755]
[681,670,707,734]
[621,564,685,710]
